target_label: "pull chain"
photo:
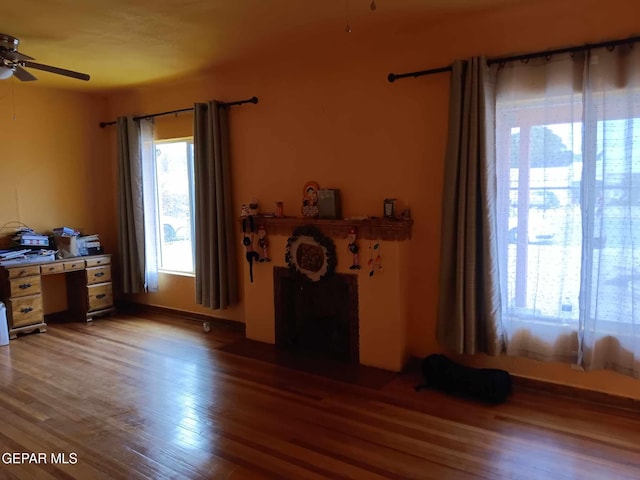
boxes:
[11,76,16,120]
[345,0,352,33]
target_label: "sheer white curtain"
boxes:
[580,46,640,376]
[140,118,159,292]
[495,45,640,378]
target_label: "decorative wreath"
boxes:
[285,225,336,282]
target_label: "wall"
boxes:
[105,0,640,398]
[0,82,109,313]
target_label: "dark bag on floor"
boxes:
[415,354,512,404]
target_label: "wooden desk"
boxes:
[0,254,114,339]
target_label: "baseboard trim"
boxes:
[118,301,245,333]
[512,376,639,412]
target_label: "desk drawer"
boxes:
[41,263,64,275]
[9,275,42,298]
[86,266,111,285]
[87,283,113,312]
[9,295,44,328]
[6,265,41,279]
[86,256,110,268]
[63,260,85,271]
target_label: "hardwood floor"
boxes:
[0,313,639,480]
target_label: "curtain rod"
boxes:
[387,34,640,83]
[99,96,259,128]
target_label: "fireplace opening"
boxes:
[274,266,358,363]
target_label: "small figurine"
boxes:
[240,204,251,218]
[302,181,319,217]
[347,227,360,270]
[249,197,259,216]
[257,225,271,262]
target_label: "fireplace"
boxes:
[273,266,358,363]
[243,218,412,371]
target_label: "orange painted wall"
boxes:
[105,0,640,397]
[0,82,109,313]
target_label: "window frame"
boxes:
[153,138,196,275]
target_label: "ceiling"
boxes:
[2,0,537,91]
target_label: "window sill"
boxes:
[158,269,195,278]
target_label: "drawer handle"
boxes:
[49,267,55,271]
[71,264,78,268]
[95,272,105,277]
[19,283,32,289]
[20,307,33,314]
[20,270,27,276]
[96,293,107,299]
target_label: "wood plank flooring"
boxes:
[0,313,639,480]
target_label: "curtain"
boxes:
[579,45,640,377]
[437,58,504,355]
[193,101,239,309]
[495,45,640,378]
[495,53,583,363]
[116,117,159,294]
[140,119,159,292]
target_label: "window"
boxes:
[154,140,195,273]
[502,121,583,323]
[500,108,640,327]
[495,48,640,374]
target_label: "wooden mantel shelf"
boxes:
[250,216,413,241]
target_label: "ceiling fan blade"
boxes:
[22,61,90,81]
[13,65,37,81]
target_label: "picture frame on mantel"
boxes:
[317,188,341,219]
[383,198,396,218]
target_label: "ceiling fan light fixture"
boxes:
[0,33,90,82]
[0,65,14,80]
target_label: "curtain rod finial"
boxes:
[388,73,397,83]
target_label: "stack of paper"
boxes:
[0,249,56,266]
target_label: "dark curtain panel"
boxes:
[116,116,145,294]
[193,101,239,309]
[436,58,503,355]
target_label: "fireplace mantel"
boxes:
[250,216,413,241]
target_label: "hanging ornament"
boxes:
[347,227,361,270]
[368,241,382,277]
[257,225,271,262]
[241,204,260,282]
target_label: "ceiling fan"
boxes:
[0,33,90,82]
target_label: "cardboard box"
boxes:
[54,236,80,258]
